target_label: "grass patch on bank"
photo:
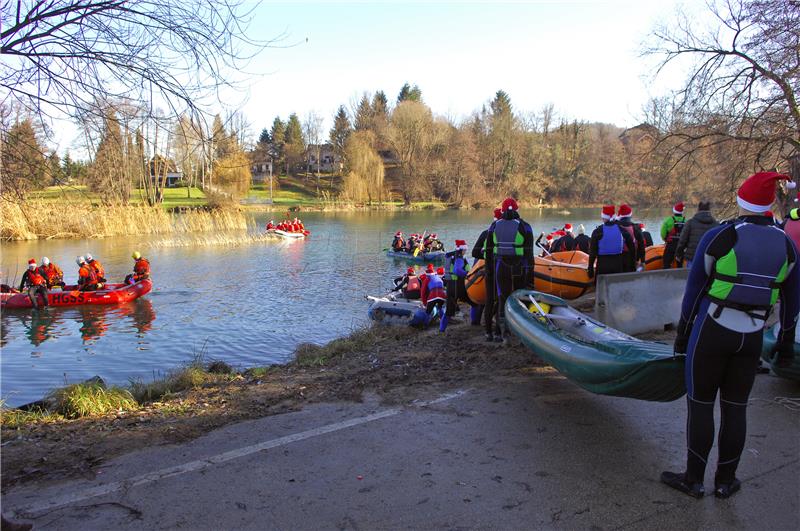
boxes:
[48,382,137,419]
[28,186,208,209]
[293,327,379,368]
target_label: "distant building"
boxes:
[148,156,181,187]
[619,123,659,154]
[305,143,341,173]
[250,145,278,184]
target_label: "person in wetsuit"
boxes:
[662,172,799,500]
[441,240,472,332]
[550,224,577,253]
[639,223,654,247]
[616,204,646,272]
[469,208,502,326]
[484,197,534,342]
[587,205,635,279]
[574,224,590,253]
[661,202,686,269]
[393,267,421,300]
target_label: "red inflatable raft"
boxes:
[1,279,152,309]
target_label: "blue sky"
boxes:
[232,0,685,136]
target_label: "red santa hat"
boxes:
[672,202,685,214]
[406,267,414,274]
[455,239,468,251]
[436,266,445,275]
[501,197,519,212]
[563,223,573,232]
[545,234,553,242]
[493,208,502,220]
[601,205,615,220]
[425,263,435,274]
[618,204,632,218]
[395,231,402,237]
[737,172,795,213]
[765,210,774,218]
[28,258,36,268]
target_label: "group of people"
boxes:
[392,239,472,332]
[536,223,592,255]
[11,252,150,310]
[389,232,444,254]
[266,217,306,233]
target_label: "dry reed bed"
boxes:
[1,202,249,241]
[147,232,283,249]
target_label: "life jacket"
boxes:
[392,236,405,251]
[39,264,62,284]
[88,260,105,278]
[707,223,789,318]
[445,251,470,280]
[492,219,525,257]
[266,222,274,230]
[79,264,99,285]
[405,275,420,293]
[784,217,800,252]
[134,258,150,278]
[27,270,46,287]
[619,223,636,253]
[665,215,685,244]
[597,223,624,256]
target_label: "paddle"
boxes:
[528,294,556,327]
[536,242,553,257]
[413,230,428,257]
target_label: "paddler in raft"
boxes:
[125,251,151,284]
[19,259,49,310]
[391,231,405,252]
[441,239,472,332]
[392,267,421,299]
[662,171,800,500]
[587,205,635,279]
[550,224,577,253]
[76,256,102,291]
[485,197,535,342]
[266,220,275,230]
[575,224,590,253]
[39,257,65,289]
[85,253,107,283]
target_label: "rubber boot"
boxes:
[439,314,449,333]
[660,471,704,499]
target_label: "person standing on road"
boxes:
[675,201,719,268]
[484,197,534,342]
[662,172,799,500]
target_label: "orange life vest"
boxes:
[79,264,98,284]
[40,264,63,284]
[28,270,46,286]
[88,259,105,278]
[133,258,151,279]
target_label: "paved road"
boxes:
[4,371,799,530]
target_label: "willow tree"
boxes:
[342,131,384,204]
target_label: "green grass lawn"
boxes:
[28,185,207,208]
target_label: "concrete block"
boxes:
[595,269,689,335]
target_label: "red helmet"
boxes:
[501,197,518,212]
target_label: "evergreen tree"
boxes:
[88,109,130,203]
[270,116,286,172]
[283,113,305,173]
[211,114,233,160]
[258,127,271,145]
[354,94,373,131]
[0,118,48,201]
[371,91,389,119]
[489,90,516,181]
[329,105,352,162]
[397,83,422,103]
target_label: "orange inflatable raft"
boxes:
[466,251,593,304]
[645,245,665,270]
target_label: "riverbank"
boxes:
[1,321,541,489]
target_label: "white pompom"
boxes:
[787,179,797,189]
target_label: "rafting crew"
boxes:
[441,240,473,332]
[484,197,535,342]
[663,172,799,500]
[675,201,718,269]
[616,204,646,272]
[660,202,686,268]
[76,256,102,291]
[39,257,65,289]
[587,205,635,279]
[19,259,49,310]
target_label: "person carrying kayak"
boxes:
[662,172,799,500]
[76,256,101,291]
[125,251,151,284]
[587,205,635,279]
[639,223,654,247]
[660,202,686,269]
[676,201,719,268]
[85,253,107,283]
[441,240,472,332]
[391,231,405,252]
[19,259,49,309]
[485,197,535,342]
[575,224,590,253]
[616,204,646,272]
[780,207,800,251]
[39,257,65,289]
[393,267,421,300]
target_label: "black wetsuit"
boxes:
[617,219,646,272]
[587,222,635,277]
[574,233,590,253]
[484,211,534,338]
[675,216,799,487]
[551,234,576,253]
[641,231,654,247]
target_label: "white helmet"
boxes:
[42,257,50,266]
[578,224,586,235]
[76,256,86,265]
[85,253,93,261]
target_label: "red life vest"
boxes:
[134,258,151,279]
[620,223,636,253]
[39,264,62,284]
[79,264,98,285]
[406,276,420,292]
[28,270,46,286]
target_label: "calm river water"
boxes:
[1,208,668,405]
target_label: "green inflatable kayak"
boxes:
[761,324,800,382]
[506,290,686,402]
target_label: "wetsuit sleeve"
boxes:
[778,239,799,346]
[634,228,645,262]
[660,218,672,241]
[19,271,28,291]
[676,221,690,259]
[472,230,488,260]
[522,222,534,262]
[588,227,602,269]
[679,225,729,327]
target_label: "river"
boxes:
[1,208,669,406]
